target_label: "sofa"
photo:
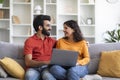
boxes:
[0,41,120,80]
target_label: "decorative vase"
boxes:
[87,18,92,25]
[35,10,41,14]
[34,5,42,14]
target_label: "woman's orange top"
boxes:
[56,38,90,66]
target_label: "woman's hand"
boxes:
[76,63,79,66]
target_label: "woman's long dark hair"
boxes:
[63,20,84,42]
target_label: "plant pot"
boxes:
[0,4,3,8]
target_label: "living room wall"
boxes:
[95,0,120,43]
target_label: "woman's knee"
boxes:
[50,65,62,70]
[50,65,66,73]
[49,65,67,79]
[68,66,88,78]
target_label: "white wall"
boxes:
[95,0,120,43]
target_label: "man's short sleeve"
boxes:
[24,39,33,55]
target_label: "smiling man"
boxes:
[24,15,56,80]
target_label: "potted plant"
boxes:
[0,0,4,8]
[104,28,120,43]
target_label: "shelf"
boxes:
[80,3,95,5]
[59,13,78,16]
[46,3,56,5]
[13,2,31,5]
[0,19,10,21]
[46,0,56,3]
[80,24,95,27]
[0,7,10,9]
[12,24,31,26]
[84,35,95,38]
[50,35,57,37]
[0,0,96,44]
[51,24,56,26]
[12,35,30,38]
[0,28,9,30]
[33,13,44,15]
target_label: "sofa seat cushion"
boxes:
[0,77,20,80]
[102,77,120,80]
[97,50,120,78]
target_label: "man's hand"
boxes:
[43,61,50,65]
[25,54,51,67]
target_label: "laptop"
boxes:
[50,48,79,66]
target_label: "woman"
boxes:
[50,20,90,80]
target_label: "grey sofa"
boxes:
[0,41,120,80]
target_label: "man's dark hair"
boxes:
[63,20,84,42]
[33,15,51,32]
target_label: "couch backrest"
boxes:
[1,41,120,73]
[0,42,25,69]
[88,42,120,74]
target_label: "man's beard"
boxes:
[42,28,51,36]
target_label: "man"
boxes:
[24,15,56,80]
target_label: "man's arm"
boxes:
[25,54,50,67]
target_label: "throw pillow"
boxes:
[0,65,8,78]
[97,50,120,77]
[0,57,25,79]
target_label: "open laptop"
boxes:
[50,48,79,66]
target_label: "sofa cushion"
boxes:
[97,50,120,78]
[0,77,20,80]
[0,57,25,79]
[0,65,7,78]
[102,77,120,80]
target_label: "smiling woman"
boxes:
[106,0,119,4]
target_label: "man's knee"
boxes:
[25,68,40,80]
[42,69,56,80]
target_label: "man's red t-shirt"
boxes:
[24,34,56,61]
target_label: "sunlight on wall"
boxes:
[95,0,120,43]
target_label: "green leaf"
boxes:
[0,0,4,3]
[104,28,120,43]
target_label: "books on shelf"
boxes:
[0,10,4,19]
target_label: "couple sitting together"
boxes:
[24,15,101,80]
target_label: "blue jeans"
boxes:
[25,67,56,80]
[50,65,88,80]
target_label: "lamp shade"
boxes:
[34,5,42,11]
